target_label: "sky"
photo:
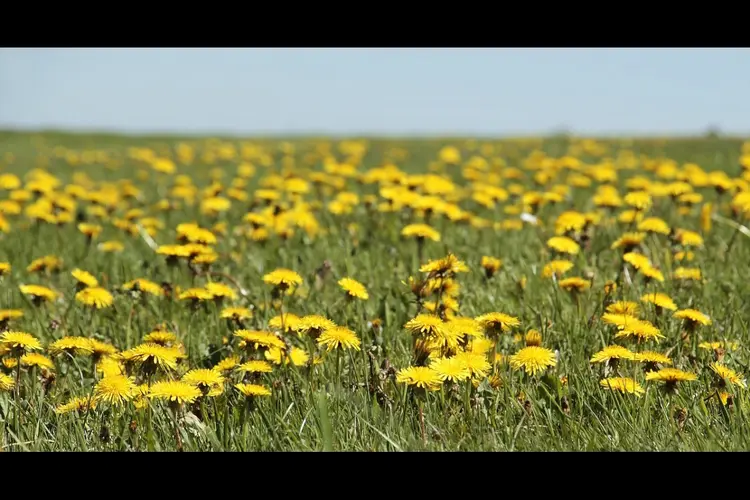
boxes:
[1,48,749,137]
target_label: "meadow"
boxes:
[0,130,749,451]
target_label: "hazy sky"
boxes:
[1,48,749,136]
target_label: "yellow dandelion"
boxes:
[1,331,43,354]
[542,260,574,278]
[710,363,746,389]
[55,396,97,415]
[317,326,361,351]
[558,277,591,292]
[75,287,113,309]
[401,223,441,242]
[237,360,273,374]
[148,381,202,405]
[674,309,711,327]
[20,352,54,370]
[94,375,136,406]
[641,292,677,311]
[236,383,272,397]
[590,345,637,363]
[454,351,491,379]
[510,346,556,376]
[262,268,303,289]
[475,312,521,336]
[235,330,286,350]
[0,373,14,392]
[71,268,98,288]
[49,337,95,357]
[396,366,442,391]
[430,357,470,383]
[338,277,369,300]
[646,368,697,387]
[404,314,446,338]
[600,377,645,396]
[547,236,580,255]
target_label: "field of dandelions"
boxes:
[1,131,750,451]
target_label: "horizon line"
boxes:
[1,126,748,141]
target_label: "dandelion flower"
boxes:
[96,356,124,377]
[404,314,446,338]
[88,339,118,361]
[646,368,697,390]
[601,313,641,328]
[1,331,43,354]
[673,267,701,281]
[317,326,361,351]
[0,309,23,324]
[214,355,241,373]
[122,278,164,297]
[94,375,136,406]
[178,287,212,302]
[182,369,225,395]
[296,315,336,337]
[510,346,556,376]
[71,268,98,288]
[48,337,94,356]
[142,330,177,346]
[611,232,646,251]
[600,377,644,396]
[401,223,441,242]
[640,292,677,311]
[453,351,491,379]
[446,317,482,338]
[55,396,96,415]
[204,282,237,301]
[0,373,15,391]
[590,345,637,364]
[480,256,502,278]
[606,301,640,316]
[710,363,746,389]
[19,284,58,303]
[524,330,542,347]
[266,346,311,367]
[338,277,369,300]
[268,313,301,333]
[542,260,574,278]
[262,268,303,290]
[121,343,179,372]
[674,309,711,327]
[237,360,273,374]
[614,319,664,343]
[75,287,114,309]
[475,312,520,337]
[396,366,442,391]
[235,330,286,350]
[623,252,651,270]
[419,253,469,278]
[633,351,672,366]
[78,222,102,238]
[236,383,272,397]
[429,357,470,383]
[558,277,591,292]
[547,236,580,255]
[148,381,201,406]
[20,352,54,370]
[220,307,253,321]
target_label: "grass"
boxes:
[0,130,749,451]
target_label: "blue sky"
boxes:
[1,48,748,136]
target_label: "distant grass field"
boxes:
[0,130,749,451]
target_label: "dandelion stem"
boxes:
[418,400,426,445]
[13,355,22,434]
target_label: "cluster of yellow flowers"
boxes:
[1,135,749,449]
